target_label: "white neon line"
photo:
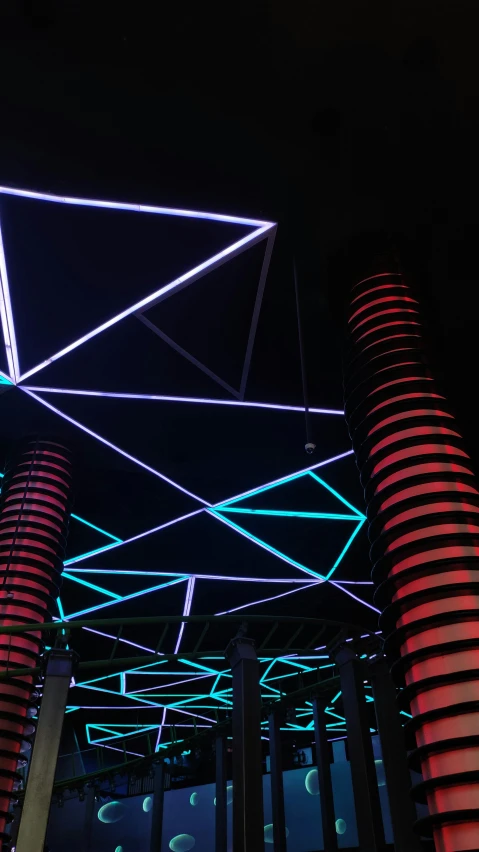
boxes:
[17,224,272,382]
[0,219,20,382]
[215,581,321,615]
[0,184,273,228]
[239,228,276,399]
[22,388,211,505]
[66,569,318,584]
[131,672,215,695]
[82,627,159,656]
[328,580,380,613]
[97,742,144,759]
[63,509,204,566]
[214,449,355,508]
[174,577,195,655]
[65,577,188,619]
[22,386,344,415]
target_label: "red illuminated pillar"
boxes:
[344,271,479,852]
[0,439,72,847]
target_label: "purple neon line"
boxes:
[156,707,168,751]
[0,219,20,382]
[131,672,215,695]
[82,626,159,656]
[174,577,195,655]
[329,580,380,613]
[239,228,276,399]
[215,581,321,615]
[22,388,210,505]
[335,580,374,585]
[17,223,272,383]
[65,509,204,566]
[214,450,355,508]
[97,742,144,758]
[67,569,317,584]
[22,386,344,415]
[0,184,273,228]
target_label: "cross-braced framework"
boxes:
[0,186,374,752]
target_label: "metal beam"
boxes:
[215,735,227,852]
[150,761,165,852]
[312,696,338,852]
[268,709,287,852]
[16,649,73,852]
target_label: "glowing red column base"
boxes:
[344,273,479,852]
[0,440,72,846]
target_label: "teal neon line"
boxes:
[79,684,167,708]
[325,519,366,579]
[260,660,276,683]
[331,691,342,704]
[71,513,122,542]
[210,510,324,580]
[210,674,222,695]
[278,658,316,672]
[57,597,66,620]
[179,659,228,676]
[64,542,118,566]
[64,576,188,619]
[217,470,308,509]
[219,508,361,521]
[63,572,122,599]
[65,707,80,714]
[308,472,366,518]
[400,710,413,719]
[325,709,346,722]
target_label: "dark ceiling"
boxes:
[0,1,478,753]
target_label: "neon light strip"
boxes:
[17,224,272,383]
[208,510,324,580]
[239,229,276,399]
[62,572,122,599]
[0,218,20,381]
[0,184,272,228]
[64,577,188,619]
[215,450,355,508]
[174,577,195,655]
[97,742,144,759]
[325,519,366,579]
[64,542,119,566]
[82,626,159,655]
[67,569,318,584]
[70,513,122,542]
[215,582,321,615]
[219,508,361,520]
[23,386,344,416]
[329,579,380,613]
[131,673,214,695]
[308,472,366,518]
[22,389,211,505]
[334,580,374,585]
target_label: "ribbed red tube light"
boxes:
[344,272,479,852]
[0,439,72,846]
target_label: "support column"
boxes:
[225,637,264,852]
[330,640,385,852]
[312,696,337,852]
[369,654,421,852]
[268,709,286,852]
[84,784,96,852]
[0,439,73,845]
[215,735,227,852]
[149,761,165,852]
[16,649,73,852]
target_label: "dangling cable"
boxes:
[293,259,315,454]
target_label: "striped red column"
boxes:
[344,272,479,852]
[0,439,72,847]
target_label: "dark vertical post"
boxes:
[369,654,422,852]
[330,640,385,852]
[150,761,165,852]
[225,637,264,852]
[84,784,96,852]
[312,696,338,852]
[215,734,227,852]
[16,649,73,852]
[268,709,287,852]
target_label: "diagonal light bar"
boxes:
[219,508,361,520]
[328,579,380,613]
[0,217,20,382]
[308,472,366,518]
[325,518,366,579]
[0,185,272,228]
[64,576,188,619]
[208,509,324,580]
[17,223,273,383]
[62,572,122,599]
[214,581,321,615]
[70,512,122,542]
[174,577,195,655]
[22,388,210,505]
[239,229,276,399]
[66,568,317,583]
[22,386,344,415]
[214,450,355,508]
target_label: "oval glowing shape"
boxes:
[190,791,199,806]
[336,819,347,835]
[264,824,289,843]
[115,847,123,852]
[143,796,153,813]
[98,801,126,824]
[305,769,319,795]
[169,835,195,852]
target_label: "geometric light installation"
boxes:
[344,271,479,852]
[0,186,371,758]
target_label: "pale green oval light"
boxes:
[115,847,123,852]
[190,791,199,806]
[143,796,153,813]
[98,801,126,824]
[264,824,289,843]
[336,818,347,835]
[169,834,195,852]
[305,768,319,795]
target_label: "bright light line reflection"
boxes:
[0,218,20,381]
[66,569,319,584]
[17,224,272,382]
[22,388,210,505]
[70,512,122,542]
[23,386,344,415]
[215,581,321,615]
[174,577,195,655]
[329,579,380,613]
[326,519,366,578]
[64,577,188,619]
[308,472,366,518]
[82,627,158,656]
